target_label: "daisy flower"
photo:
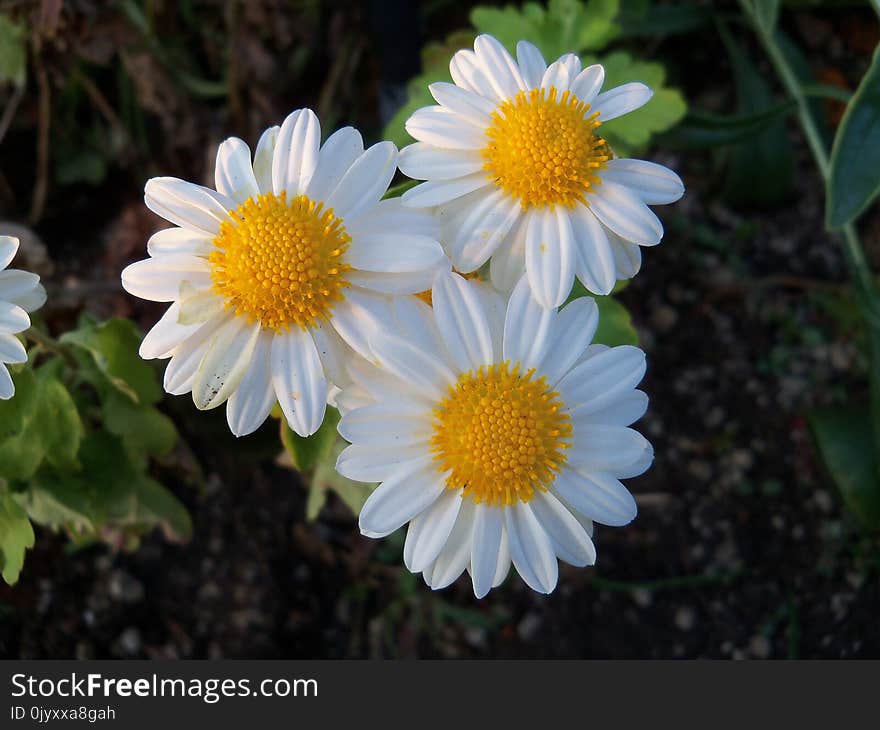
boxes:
[0,236,47,399]
[122,109,447,438]
[398,34,684,307]
[336,272,652,597]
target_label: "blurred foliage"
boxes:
[383,0,687,156]
[0,317,191,585]
[0,12,26,87]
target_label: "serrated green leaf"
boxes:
[0,488,34,585]
[582,51,687,155]
[827,45,880,229]
[0,13,27,88]
[809,406,880,529]
[61,318,161,405]
[102,389,178,460]
[31,372,83,471]
[0,367,37,441]
[0,369,44,481]
[281,407,340,474]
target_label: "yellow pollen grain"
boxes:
[482,86,609,210]
[430,361,572,506]
[209,191,352,332]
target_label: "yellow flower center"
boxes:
[209,192,351,331]
[430,361,572,506]
[482,87,609,210]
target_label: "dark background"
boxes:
[1,0,879,658]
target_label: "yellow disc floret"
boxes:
[209,192,351,331]
[482,87,609,210]
[430,361,572,506]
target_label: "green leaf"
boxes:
[0,13,27,87]
[281,407,340,474]
[61,318,161,405]
[0,368,37,442]
[809,406,880,529]
[752,0,780,34]
[582,51,687,155]
[0,489,34,585]
[129,476,192,542]
[616,2,713,38]
[719,24,793,207]
[827,44,880,229]
[307,440,373,521]
[593,295,639,346]
[102,390,178,460]
[661,101,796,149]
[30,372,83,471]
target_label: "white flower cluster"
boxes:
[122,35,683,596]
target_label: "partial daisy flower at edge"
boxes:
[122,108,448,438]
[0,236,47,400]
[336,272,652,597]
[398,34,685,308]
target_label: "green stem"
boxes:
[738,0,880,456]
[25,327,78,369]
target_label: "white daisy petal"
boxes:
[306,126,364,203]
[449,49,498,100]
[588,181,663,245]
[405,489,463,573]
[450,188,521,272]
[578,389,649,426]
[0,301,30,335]
[570,203,616,295]
[163,313,229,395]
[594,82,653,122]
[347,233,444,273]
[226,331,275,436]
[139,301,202,359]
[144,177,233,236]
[327,141,398,221]
[214,137,260,205]
[505,502,558,594]
[616,441,654,479]
[177,284,224,326]
[470,504,504,598]
[401,173,489,209]
[272,108,321,197]
[348,198,439,239]
[337,443,428,482]
[492,529,511,587]
[146,227,214,258]
[540,59,571,92]
[601,159,684,205]
[516,40,547,89]
[0,270,40,303]
[337,401,430,448]
[489,215,527,293]
[191,317,261,410]
[0,236,19,270]
[432,271,494,371]
[428,82,497,127]
[329,288,392,360]
[611,234,642,279]
[346,269,439,296]
[559,345,646,414]
[368,330,455,400]
[571,64,605,105]
[389,295,447,363]
[474,34,526,99]
[553,469,637,527]
[503,274,554,369]
[405,107,487,150]
[525,206,577,309]
[398,142,484,181]
[252,125,279,195]
[542,296,599,386]
[0,363,13,399]
[569,424,651,472]
[358,454,448,538]
[271,327,327,437]
[9,284,45,314]
[309,321,350,388]
[121,254,212,302]
[531,490,596,567]
[426,499,476,589]
[0,333,27,364]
